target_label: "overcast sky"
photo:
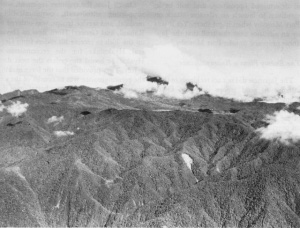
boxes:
[0,0,299,101]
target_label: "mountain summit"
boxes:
[0,86,300,227]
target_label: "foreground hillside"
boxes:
[0,86,300,227]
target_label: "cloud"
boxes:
[102,45,215,100]
[101,45,300,102]
[47,116,64,124]
[181,153,193,170]
[6,101,29,117]
[54,131,74,137]
[257,111,300,144]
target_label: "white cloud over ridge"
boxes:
[257,111,300,144]
[47,116,64,124]
[54,131,74,137]
[6,101,29,117]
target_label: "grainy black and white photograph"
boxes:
[0,0,299,227]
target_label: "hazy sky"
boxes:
[0,0,299,101]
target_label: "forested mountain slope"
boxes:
[0,86,299,227]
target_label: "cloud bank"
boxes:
[1,44,299,103]
[257,111,300,144]
[102,45,300,102]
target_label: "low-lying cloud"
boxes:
[47,116,64,124]
[5,101,29,117]
[257,111,300,144]
[117,88,138,99]
[54,131,74,137]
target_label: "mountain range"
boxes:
[1,85,300,227]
